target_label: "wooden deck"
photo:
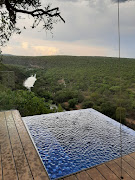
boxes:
[0,110,49,180]
[0,110,135,180]
[60,152,135,180]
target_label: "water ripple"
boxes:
[23,109,135,180]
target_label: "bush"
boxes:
[61,102,70,111]
[54,89,83,104]
[0,90,51,116]
[82,100,93,109]
[100,102,116,119]
[68,98,78,108]
[109,86,120,93]
[34,88,52,101]
[57,104,63,112]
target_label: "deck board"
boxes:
[115,158,135,179]
[76,171,92,180]
[129,152,135,160]
[0,145,2,180]
[0,112,18,180]
[12,110,49,180]
[86,168,106,180]
[63,175,78,180]
[0,111,49,180]
[97,164,120,180]
[105,159,133,180]
[1,110,135,180]
[123,155,135,169]
[5,111,33,180]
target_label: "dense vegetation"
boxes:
[1,55,135,129]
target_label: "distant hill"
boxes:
[3,55,134,68]
[3,54,15,56]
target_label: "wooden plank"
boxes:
[12,110,49,180]
[0,113,3,180]
[3,109,135,180]
[115,158,135,179]
[0,111,18,180]
[129,152,135,160]
[5,111,33,180]
[63,175,78,180]
[123,155,135,168]
[97,164,119,180]
[86,167,106,180]
[0,145,2,180]
[76,171,92,180]
[106,159,133,180]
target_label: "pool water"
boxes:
[23,109,135,179]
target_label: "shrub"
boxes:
[0,90,51,116]
[68,98,78,108]
[34,88,52,101]
[54,89,83,104]
[57,104,63,112]
[82,100,93,109]
[100,102,116,119]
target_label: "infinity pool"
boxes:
[23,109,135,179]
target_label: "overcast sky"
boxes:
[2,0,135,58]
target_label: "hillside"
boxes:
[0,62,10,71]
[0,62,27,89]
[2,55,127,68]
[1,55,135,129]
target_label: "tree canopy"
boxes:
[0,0,65,46]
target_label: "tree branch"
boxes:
[5,0,65,23]
[0,0,65,47]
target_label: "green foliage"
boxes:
[54,89,82,103]
[100,102,116,119]
[57,104,63,112]
[0,62,9,71]
[109,86,120,93]
[34,88,52,101]
[82,100,93,109]
[0,55,3,63]
[0,89,51,116]
[1,55,135,129]
[68,98,78,108]
[0,63,27,90]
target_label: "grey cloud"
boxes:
[57,0,79,1]
[57,0,131,2]
[112,0,132,3]
[3,0,135,58]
